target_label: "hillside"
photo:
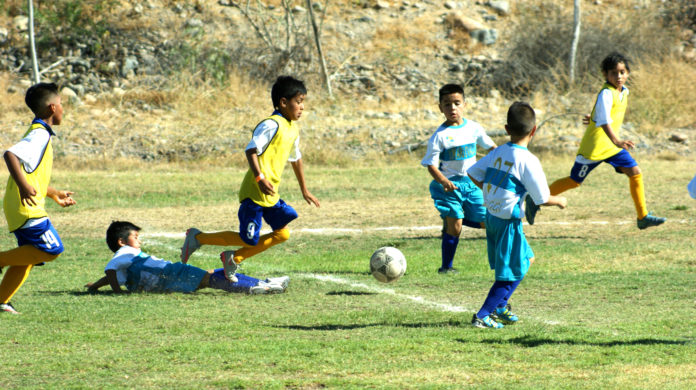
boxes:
[1,0,695,165]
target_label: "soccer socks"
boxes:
[476,280,520,319]
[441,233,459,270]
[196,231,246,247]
[233,228,290,263]
[549,176,581,196]
[629,173,648,219]
[0,245,59,267]
[0,265,33,303]
[209,269,260,293]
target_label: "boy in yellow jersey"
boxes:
[180,76,320,282]
[526,52,665,229]
[0,83,76,314]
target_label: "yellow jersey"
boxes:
[3,121,54,232]
[577,83,628,161]
[238,113,299,207]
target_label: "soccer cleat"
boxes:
[250,281,285,294]
[491,304,518,324]
[1,302,20,315]
[180,228,202,263]
[438,267,459,274]
[266,276,290,290]
[637,212,666,230]
[471,314,503,329]
[524,194,540,225]
[220,251,239,283]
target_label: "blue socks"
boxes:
[209,269,260,293]
[441,233,459,270]
[476,280,521,319]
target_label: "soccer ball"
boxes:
[370,247,407,283]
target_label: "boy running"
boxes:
[526,52,665,229]
[181,76,320,282]
[421,84,496,274]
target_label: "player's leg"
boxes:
[430,178,465,274]
[0,265,33,313]
[207,269,263,293]
[0,245,60,267]
[490,279,521,324]
[471,280,512,329]
[440,217,461,274]
[609,151,665,229]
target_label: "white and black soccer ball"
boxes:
[370,246,407,283]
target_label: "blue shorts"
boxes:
[238,198,298,246]
[570,149,638,183]
[429,175,486,223]
[156,263,208,293]
[14,218,64,256]
[485,213,534,282]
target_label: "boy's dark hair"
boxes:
[438,83,465,103]
[25,82,59,117]
[271,76,307,109]
[601,52,631,73]
[506,102,536,136]
[106,221,141,253]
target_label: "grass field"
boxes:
[1,155,695,389]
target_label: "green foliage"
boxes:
[166,41,235,86]
[33,0,114,54]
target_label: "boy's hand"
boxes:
[614,139,635,150]
[19,184,38,206]
[556,196,568,209]
[302,190,320,208]
[50,190,76,207]
[441,180,458,192]
[258,179,275,196]
[582,114,591,125]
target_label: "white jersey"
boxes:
[593,87,629,127]
[468,142,550,220]
[421,119,495,178]
[104,245,169,286]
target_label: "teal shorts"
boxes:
[485,213,534,282]
[429,175,486,222]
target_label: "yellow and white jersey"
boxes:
[238,111,300,207]
[577,83,629,161]
[3,120,55,232]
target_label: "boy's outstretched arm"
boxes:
[601,124,634,150]
[245,148,275,196]
[105,269,126,293]
[47,187,76,207]
[543,195,567,209]
[85,276,109,292]
[468,175,483,190]
[4,150,37,206]
[291,159,320,207]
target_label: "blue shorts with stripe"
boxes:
[570,149,638,183]
[429,175,485,223]
[238,198,298,246]
[14,218,64,256]
[485,213,533,282]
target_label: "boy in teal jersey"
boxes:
[421,84,496,274]
[85,221,288,295]
[0,83,76,315]
[526,52,665,229]
[468,102,567,329]
[180,76,320,282]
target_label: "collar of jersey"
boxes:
[507,142,528,150]
[32,118,55,135]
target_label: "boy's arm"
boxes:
[105,269,126,293]
[47,187,76,208]
[542,195,567,209]
[4,150,37,206]
[84,276,109,292]
[468,174,483,190]
[427,165,458,192]
[600,124,634,150]
[290,158,320,207]
[245,148,275,196]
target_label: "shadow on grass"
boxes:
[276,320,464,331]
[326,291,377,296]
[470,335,694,347]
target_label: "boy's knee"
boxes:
[274,228,290,242]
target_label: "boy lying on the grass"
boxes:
[85,221,288,294]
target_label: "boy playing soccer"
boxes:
[85,221,289,294]
[421,84,496,274]
[180,76,320,282]
[0,83,76,314]
[468,102,567,328]
[526,52,665,229]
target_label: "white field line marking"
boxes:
[143,238,563,326]
[145,219,690,239]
